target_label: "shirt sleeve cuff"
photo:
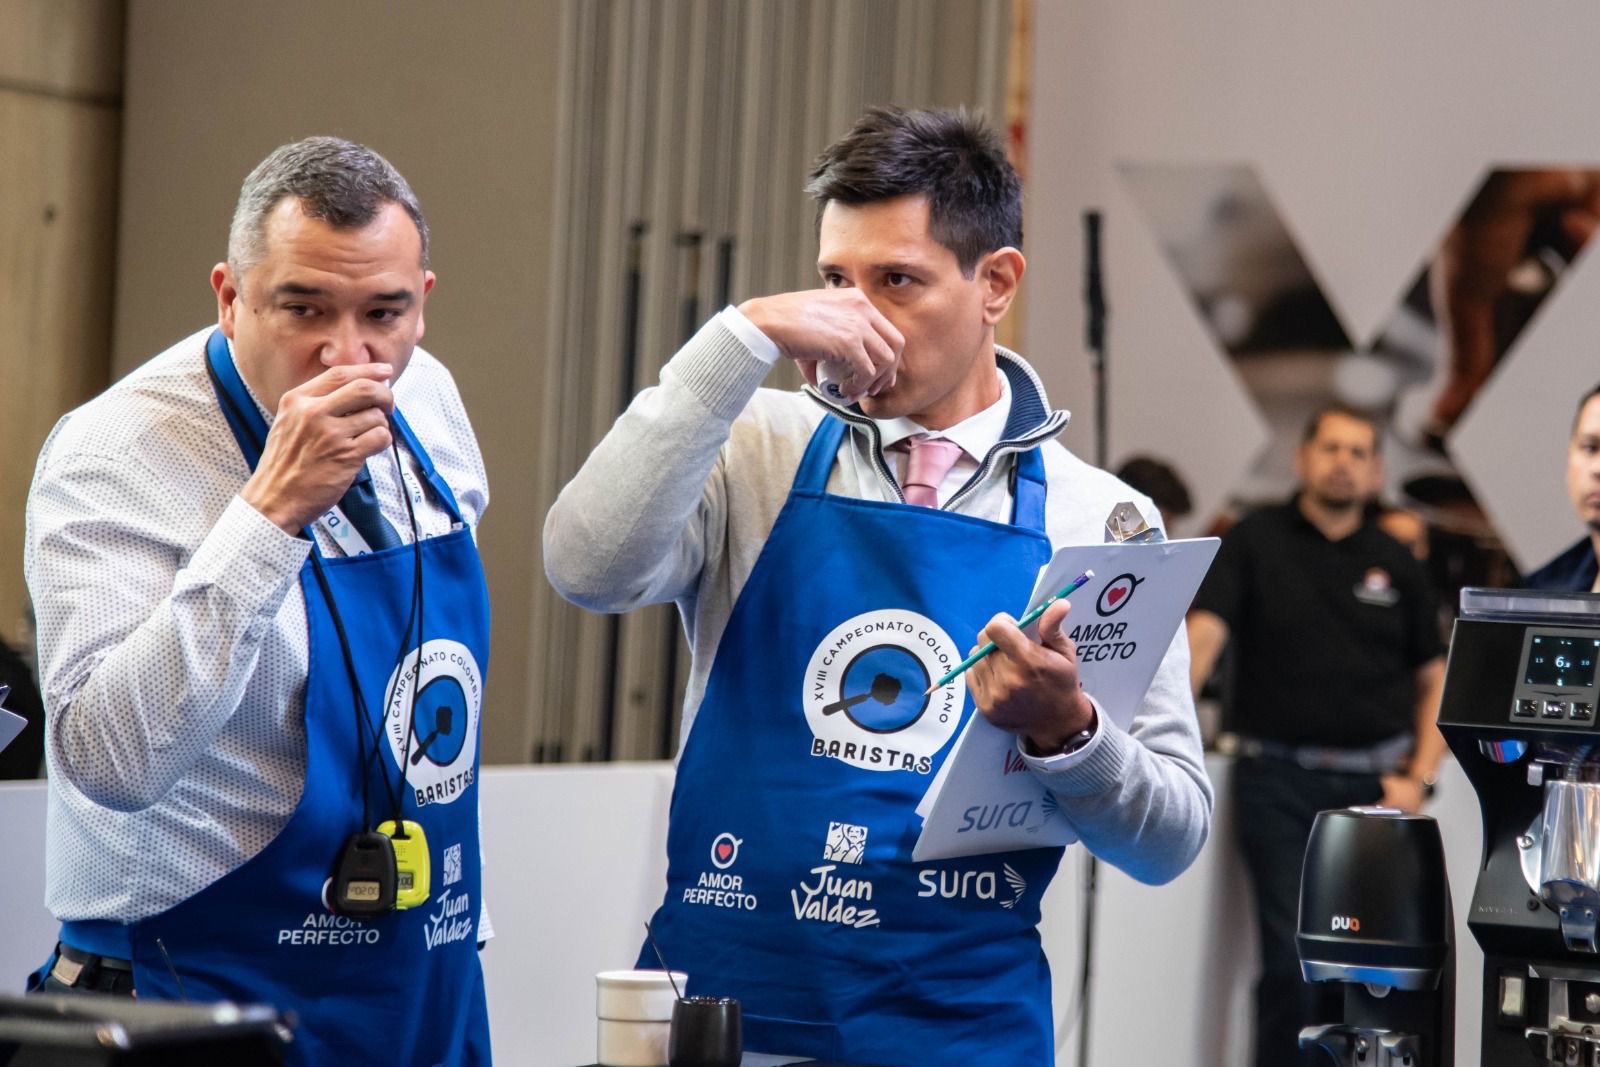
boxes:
[1017,695,1108,772]
[717,305,781,365]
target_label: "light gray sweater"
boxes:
[544,318,1212,884]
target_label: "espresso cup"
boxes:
[595,970,687,1067]
[668,995,741,1067]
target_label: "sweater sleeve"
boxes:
[1026,613,1214,885]
[543,317,774,612]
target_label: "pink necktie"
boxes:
[900,435,965,508]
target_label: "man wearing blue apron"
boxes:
[26,138,493,1064]
[546,106,1213,1065]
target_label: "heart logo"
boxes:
[1096,573,1144,617]
[710,832,742,869]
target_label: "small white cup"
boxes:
[595,970,687,1067]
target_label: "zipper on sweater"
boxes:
[802,384,1065,510]
[944,416,1067,512]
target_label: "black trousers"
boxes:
[1232,756,1383,1067]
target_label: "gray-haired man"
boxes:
[25,137,493,1062]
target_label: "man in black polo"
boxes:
[1525,383,1600,591]
[1187,405,1446,1067]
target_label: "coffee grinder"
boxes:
[1437,587,1600,1064]
[1295,806,1455,1066]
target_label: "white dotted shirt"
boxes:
[25,327,490,924]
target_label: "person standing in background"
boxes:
[1187,405,1446,1067]
[1525,384,1600,591]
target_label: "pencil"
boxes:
[923,570,1095,695]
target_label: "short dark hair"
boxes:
[1573,383,1600,433]
[805,105,1021,277]
[229,136,428,272]
[1301,404,1381,452]
[1114,456,1193,520]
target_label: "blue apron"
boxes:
[642,416,1063,1067]
[60,330,493,1066]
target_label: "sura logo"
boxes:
[918,864,1028,910]
[1331,915,1362,933]
[958,793,1061,835]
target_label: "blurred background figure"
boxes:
[1374,502,1430,562]
[1186,406,1446,1067]
[1524,383,1600,591]
[0,634,44,779]
[1114,454,1194,528]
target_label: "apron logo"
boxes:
[278,910,382,947]
[823,822,868,865]
[442,843,463,887]
[803,610,966,774]
[424,888,475,951]
[383,639,482,806]
[917,863,1029,910]
[684,833,758,911]
[711,832,742,869]
[790,864,880,929]
[1095,573,1144,616]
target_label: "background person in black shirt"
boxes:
[1525,383,1600,591]
[1187,405,1446,1067]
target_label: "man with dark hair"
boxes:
[1187,405,1445,1067]
[1524,384,1600,590]
[546,105,1210,1066]
[25,137,492,1062]
[1115,454,1194,524]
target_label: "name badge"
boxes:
[317,505,377,557]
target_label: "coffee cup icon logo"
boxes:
[1096,574,1144,617]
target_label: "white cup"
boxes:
[595,969,687,1067]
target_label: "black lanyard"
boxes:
[203,353,421,832]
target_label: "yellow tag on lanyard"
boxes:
[377,820,431,909]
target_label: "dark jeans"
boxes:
[1232,756,1382,1067]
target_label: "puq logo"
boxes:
[1331,915,1362,933]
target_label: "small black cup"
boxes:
[668,995,741,1067]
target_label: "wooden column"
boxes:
[0,0,123,649]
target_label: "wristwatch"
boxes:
[1023,712,1099,759]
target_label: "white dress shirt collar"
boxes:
[874,366,1012,461]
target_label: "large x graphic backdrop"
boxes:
[1122,164,1600,591]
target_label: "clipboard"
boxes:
[0,685,25,754]
[912,536,1219,861]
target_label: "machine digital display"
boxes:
[1523,632,1600,689]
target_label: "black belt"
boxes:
[44,941,136,995]
[1234,733,1412,775]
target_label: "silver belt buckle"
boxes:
[50,955,85,986]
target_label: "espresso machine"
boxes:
[1437,587,1600,1064]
